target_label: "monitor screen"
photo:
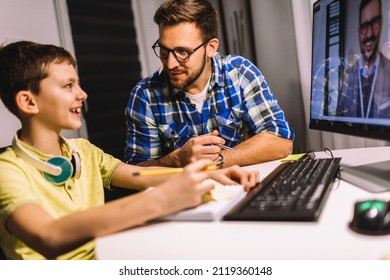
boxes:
[310,0,390,140]
[310,0,390,192]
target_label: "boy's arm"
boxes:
[5,160,258,259]
[109,162,170,191]
[6,160,215,259]
[111,160,259,191]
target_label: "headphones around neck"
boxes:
[12,134,81,185]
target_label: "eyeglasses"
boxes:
[152,38,211,63]
[359,15,382,34]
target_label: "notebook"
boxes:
[160,180,245,221]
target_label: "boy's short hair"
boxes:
[153,0,218,41]
[0,41,76,117]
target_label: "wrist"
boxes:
[216,153,224,169]
[171,149,183,167]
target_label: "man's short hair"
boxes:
[154,0,218,41]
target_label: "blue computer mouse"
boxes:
[349,200,390,235]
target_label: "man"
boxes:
[124,0,294,168]
[337,0,390,118]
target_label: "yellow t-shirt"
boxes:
[0,138,121,259]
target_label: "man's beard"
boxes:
[167,54,207,90]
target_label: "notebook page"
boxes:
[160,180,245,221]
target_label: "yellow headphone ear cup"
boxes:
[43,157,73,185]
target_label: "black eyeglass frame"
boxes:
[359,15,382,34]
[152,38,213,63]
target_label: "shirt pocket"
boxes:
[214,108,244,145]
[158,122,189,154]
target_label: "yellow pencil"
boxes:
[132,164,218,176]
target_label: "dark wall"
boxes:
[67,0,141,160]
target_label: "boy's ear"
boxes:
[15,90,39,115]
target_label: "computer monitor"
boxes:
[309,0,390,192]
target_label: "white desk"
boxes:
[95,147,390,260]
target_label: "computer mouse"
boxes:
[349,200,390,235]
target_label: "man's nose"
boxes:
[166,51,180,69]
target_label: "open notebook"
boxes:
[160,180,246,221]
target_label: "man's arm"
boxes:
[221,132,293,167]
[135,148,183,167]
[223,57,294,166]
[138,132,292,168]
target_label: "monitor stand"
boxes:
[340,160,390,193]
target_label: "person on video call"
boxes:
[0,41,258,260]
[124,0,294,168]
[337,0,390,118]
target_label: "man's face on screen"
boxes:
[359,0,382,64]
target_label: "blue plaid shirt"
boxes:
[124,53,294,164]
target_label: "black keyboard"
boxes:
[223,157,341,222]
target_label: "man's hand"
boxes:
[176,130,225,166]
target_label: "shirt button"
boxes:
[67,186,72,190]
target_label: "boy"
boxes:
[0,41,258,259]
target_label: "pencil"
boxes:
[132,164,218,176]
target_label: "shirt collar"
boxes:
[359,53,379,77]
[211,52,225,87]
[13,130,73,160]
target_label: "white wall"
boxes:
[249,0,307,152]
[0,0,59,147]
[132,0,163,78]
[0,0,87,147]
[291,0,323,151]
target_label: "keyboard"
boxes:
[223,157,342,222]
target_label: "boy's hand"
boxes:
[156,159,216,212]
[208,165,259,191]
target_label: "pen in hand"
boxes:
[132,164,218,176]
[216,143,237,152]
[191,134,237,152]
